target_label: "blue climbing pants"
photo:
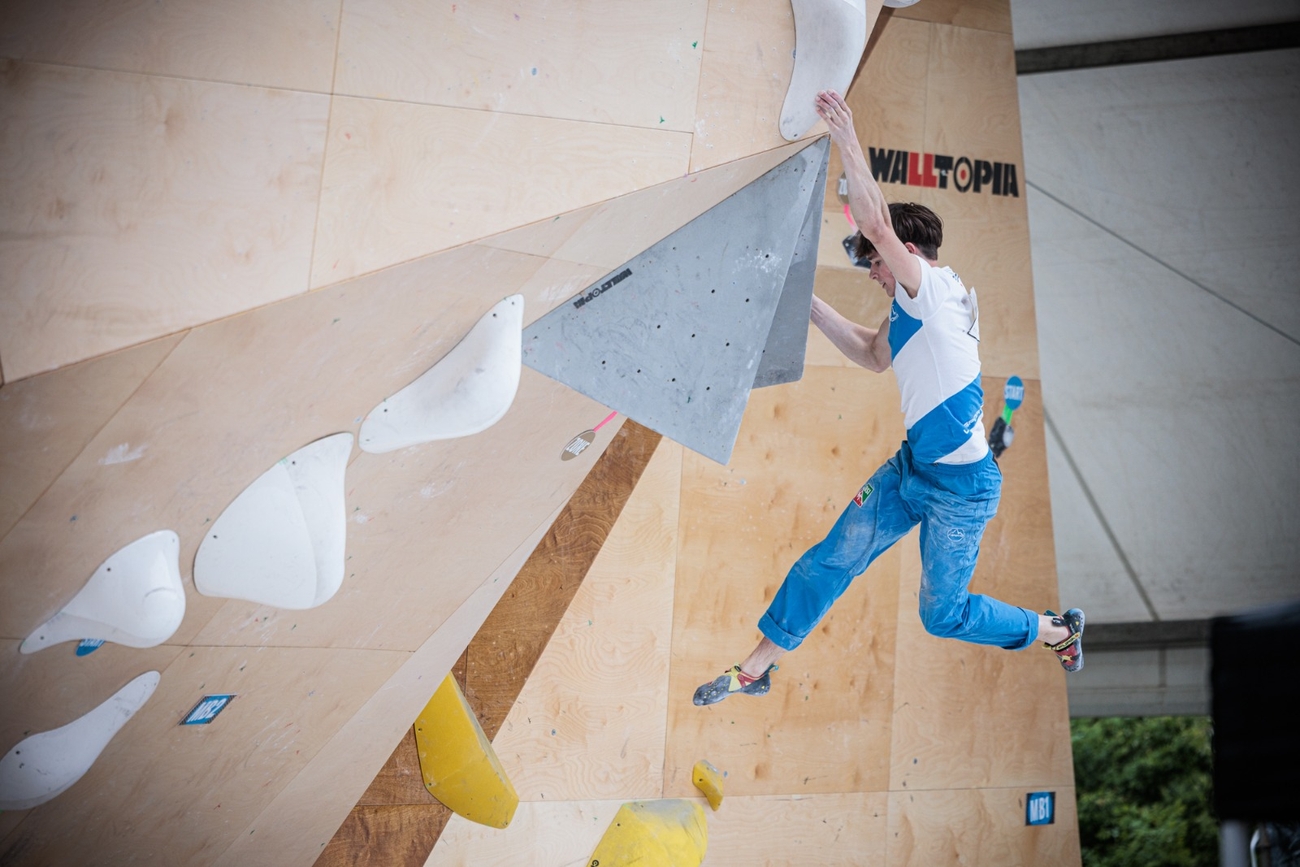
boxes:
[758,441,1038,652]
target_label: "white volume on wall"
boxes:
[360,295,524,454]
[779,0,868,141]
[21,530,184,654]
[0,671,160,810]
[193,433,353,609]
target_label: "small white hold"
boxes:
[0,671,160,810]
[359,296,524,454]
[21,530,184,654]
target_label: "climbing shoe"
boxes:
[692,664,777,706]
[1044,608,1085,672]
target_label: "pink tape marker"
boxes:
[561,411,619,461]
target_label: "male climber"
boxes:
[693,91,1084,707]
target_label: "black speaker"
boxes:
[1211,601,1300,822]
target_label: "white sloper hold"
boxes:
[193,433,353,609]
[359,295,523,454]
[0,671,160,810]
[779,0,868,141]
[20,531,184,654]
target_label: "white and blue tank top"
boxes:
[887,256,989,465]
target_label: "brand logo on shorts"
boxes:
[854,482,874,506]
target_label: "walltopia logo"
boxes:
[573,268,632,309]
[869,147,1019,197]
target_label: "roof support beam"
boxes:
[1016,22,1300,75]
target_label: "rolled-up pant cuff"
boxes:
[758,612,804,652]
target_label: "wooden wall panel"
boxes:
[0,334,180,540]
[430,800,623,866]
[815,206,857,271]
[188,366,618,653]
[888,788,1081,867]
[705,792,889,866]
[0,637,183,847]
[892,0,1012,34]
[459,421,664,741]
[0,244,544,647]
[317,422,662,867]
[0,0,341,92]
[316,804,447,867]
[689,0,794,172]
[923,25,1023,178]
[487,140,810,273]
[492,440,681,802]
[689,0,882,172]
[224,500,567,867]
[889,378,1074,792]
[0,61,328,381]
[0,645,406,866]
[665,367,905,798]
[336,0,708,131]
[432,793,888,865]
[310,97,692,288]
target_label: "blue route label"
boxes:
[182,694,236,726]
[1004,376,1024,411]
[76,639,105,656]
[1026,791,1055,825]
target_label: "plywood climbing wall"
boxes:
[1,0,1079,864]
[431,1,1080,864]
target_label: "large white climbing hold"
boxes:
[0,671,160,810]
[359,295,524,454]
[20,531,184,654]
[194,433,353,609]
[779,0,868,141]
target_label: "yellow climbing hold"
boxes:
[414,673,518,828]
[588,800,707,867]
[692,759,725,811]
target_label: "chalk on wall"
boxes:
[193,433,352,609]
[20,530,184,654]
[359,295,524,454]
[0,671,160,810]
[779,0,868,141]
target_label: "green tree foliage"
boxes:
[1072,717,1218,867]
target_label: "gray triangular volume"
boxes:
[754,139,829,388]
[522,138,829,464]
